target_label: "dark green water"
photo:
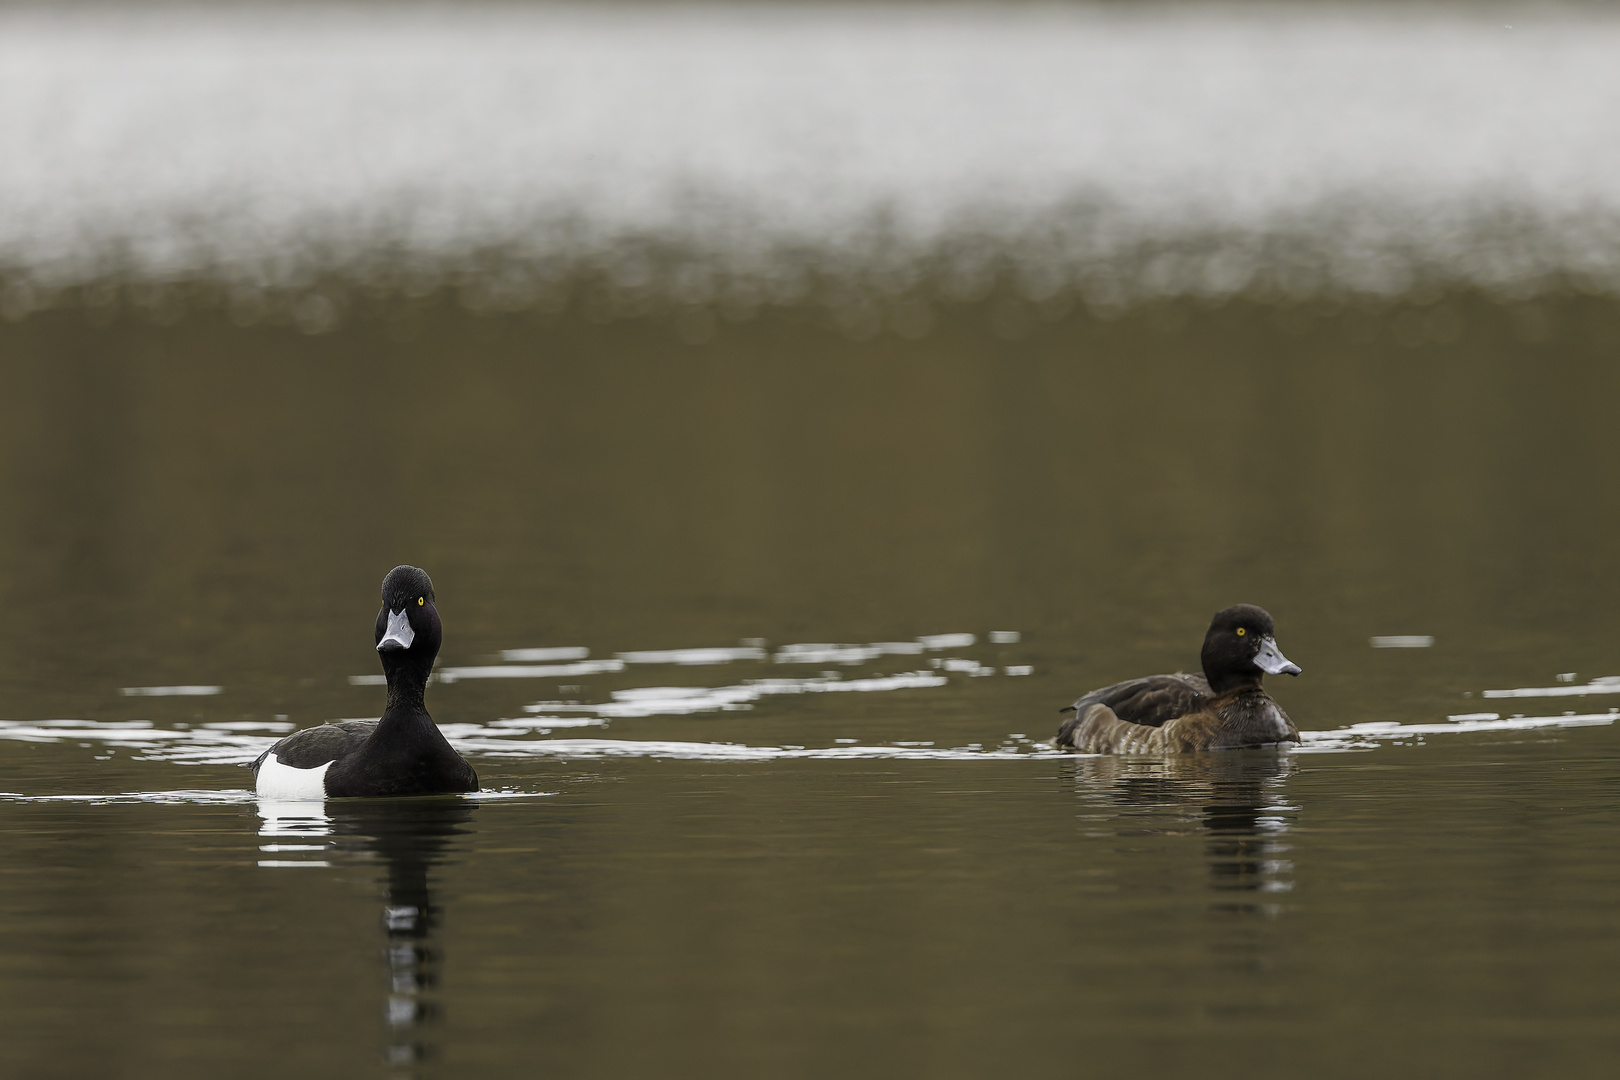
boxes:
[3,294,1620,1077]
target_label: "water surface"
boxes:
[5,293,1620,1077]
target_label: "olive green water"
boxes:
[3,295,1620,1078]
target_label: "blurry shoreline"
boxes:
[3,276,1604,357]
[5,2,1620,318]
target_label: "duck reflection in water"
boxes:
[1067,751,1298,916]
[256,797,476,1070]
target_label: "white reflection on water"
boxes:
[349,657,627,685]
[773,634,972,665]
[1,706,1613,774]
[5,3,1620,304]
[257,799,332,865]
[2,628,1025,769]
[1482,676,1620,699]
[1370,636,1435,649]
[523,670,950,719]
[1297,710,1619,753]
[0,787,547,806]
[936,658,995,677]
[204,720,294,732]
[484,717,606,731]
[498,646,589,663]
[0,718,268,761]
[350,633,999,685]
[5,625,1618,780]
[446,738,1059,762]
[0,787,259,804]
[774,643,916,665]
[436,659,626,683]
[616,646,768,666]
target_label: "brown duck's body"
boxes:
[1057,604,1303,754]
[1058,675,1299,753]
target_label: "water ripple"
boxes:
[2,705,1613,775]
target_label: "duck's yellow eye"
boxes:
[417,597,424,606]
[1236,627,1246,636]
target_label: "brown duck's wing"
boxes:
[251,719,378,774]
[1062,673,1210,737]
[1060,702,1183,753]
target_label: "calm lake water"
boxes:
[5,3,1620,1078]
[5,294,1620,1078]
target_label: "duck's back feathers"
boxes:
[251,719,379,774]
[1065,672,1211,732]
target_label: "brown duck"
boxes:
[1057,604,1302,754]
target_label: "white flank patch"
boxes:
[254,752,331,801]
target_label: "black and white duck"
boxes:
[1057,604,1302,754]
[253,565,478,799]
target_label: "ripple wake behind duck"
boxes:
[1058,604,1302,754]
[252,565,478,799]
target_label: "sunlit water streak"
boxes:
[349,632,986,684]
[1483,675,1620,698]
[4,624,1614,793]
[1,709,1612,790]
[0,788,551,806]
[3,619,1614,775]
[1293,710,1620,752]
[522,671,954,720]
[119,684,224,697]
[3,2,1620,318]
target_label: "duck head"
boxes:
[1199,603,1301,693]
[375,564,443,693]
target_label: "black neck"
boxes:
[382,656,433,715]
[1206,671,1264,696]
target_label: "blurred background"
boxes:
[4,2,1620,1077]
